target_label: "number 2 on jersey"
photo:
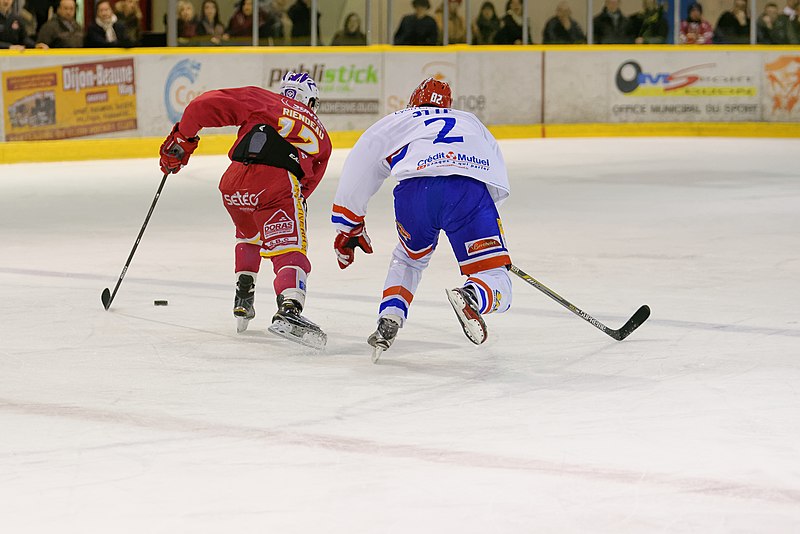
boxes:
[278,116,320,154]
[424,117,464,145]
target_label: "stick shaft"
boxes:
[102,173,169,310]
[510,264,615,335]
[509,264,649,340]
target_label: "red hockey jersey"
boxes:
[178,86,331,197]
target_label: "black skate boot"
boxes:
[367,315,401,363]
[268,294,327,349]
[234,273,256,333]
[445,286,487,345]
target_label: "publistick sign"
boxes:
[2,58,137,141]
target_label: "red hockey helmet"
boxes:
[407,77,453,109]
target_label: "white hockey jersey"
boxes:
[332,107,510,231]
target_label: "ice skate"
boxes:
[367,315,401,363]
[234,273,256,333]
[268,295,327,349]
[446,286,487,345]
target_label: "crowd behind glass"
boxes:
[1,0,798,50]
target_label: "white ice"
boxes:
[1,138,799,533]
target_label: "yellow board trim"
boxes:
[1,122,798,164]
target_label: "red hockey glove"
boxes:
[159,123,199,174]
[334,223,373,269]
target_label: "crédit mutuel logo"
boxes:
[615,60,756,97]
[417,151,490,171]
[164,59,202,123]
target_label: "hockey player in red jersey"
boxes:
[159,72,332,349]
[332,78,513,361]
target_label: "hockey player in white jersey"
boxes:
[331,77,513,361]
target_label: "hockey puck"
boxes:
[154,300,169,306]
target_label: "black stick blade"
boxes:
[611,304,651,340]
[101,288,112,310]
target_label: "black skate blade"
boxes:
[268,319,327,350]
[101,288,111,310]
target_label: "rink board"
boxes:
[0,45,798,162]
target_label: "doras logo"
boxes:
[263,209,295,238]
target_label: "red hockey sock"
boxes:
[235,243,261,273]
[271,251,311,302]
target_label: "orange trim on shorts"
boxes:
[460,254,511,276]
[399,240,433,261]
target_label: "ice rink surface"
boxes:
[1,137,799,533]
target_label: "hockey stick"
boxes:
[509,264,650,341]
[101,173,169,310]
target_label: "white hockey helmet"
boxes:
[279,71,320,113]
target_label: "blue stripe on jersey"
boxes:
[387,144,409,169]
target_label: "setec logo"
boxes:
[616,61,756,97]
[164,59,202,123]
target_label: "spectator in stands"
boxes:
[542,1,586,44]
[196,0,228,44]
[288,0,320,46]
[25,0,58,33]
[331,12,366,45]
[434,0,466,44]
[177,0,199,40]
[115,0,142,46]
[593,0,633,43]
[771,0,800,44]
[20,0,38,38]
[471,1,500,44]
[714,0,750,43]
[36,0,83,48]
[227,0,267,38]
[85,0,133,47]
[679,2,713,44]
[494,0,532,44]
[757,2,780,43]
[262,0,292,44]
[629,0,668,43]
[394,0,438,45]
[0,0,38,48]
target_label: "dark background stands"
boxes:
[331,12,365,45]
[394,0,438,45]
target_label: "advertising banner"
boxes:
[762,53,800,123]
[545,51,763,123]
[258,53,383,131]
[383,51,541,125]
[2,58,137,141]
[134,54,263,136]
